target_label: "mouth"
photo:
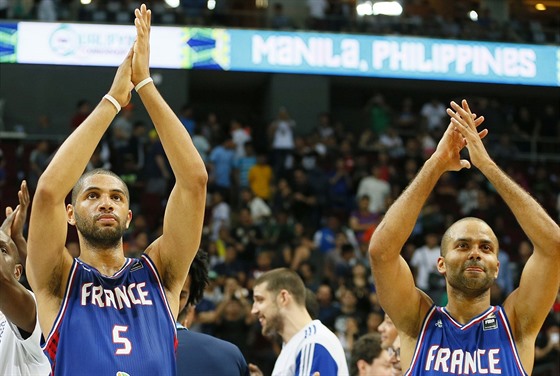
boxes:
[465,267,484,273]
[96,215,117,223]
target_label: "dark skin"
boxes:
[0,180,36,335]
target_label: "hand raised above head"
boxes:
[132,3,152,86]
[107,47,134,108]
[447,99,491,169]
[9,180,30,238]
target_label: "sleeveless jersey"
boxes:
[43,254,177,376]
[405,305,527,375]
[272,319,348,376]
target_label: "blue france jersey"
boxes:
[405,305,527,375]
[43,255,177,376]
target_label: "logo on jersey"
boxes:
[130,261,144,272]
[483,314,498,331]
[435,319,443,328]
[116,372,130,376]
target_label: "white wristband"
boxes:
[135,77,153,92]
[103,94,121,113]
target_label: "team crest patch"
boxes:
[483,314,498,331]
[116,372,130,376]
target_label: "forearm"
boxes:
[479,161,560,256]
[369,156,445,260]
[37,100,117,199]
[0,276,36,333]
[138,85,207,185]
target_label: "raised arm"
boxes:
[4,180,30,266]
[448,100,560,342]
[368,117,486,338]
[0,208,36,334]
[132,5,208,318]
[27,50,134,333]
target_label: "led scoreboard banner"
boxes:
[1,21,558,87]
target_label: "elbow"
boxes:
[194,168,209,188]
[34,178,63,204]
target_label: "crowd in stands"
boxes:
[1,91,559,374]
[0,0,558,45]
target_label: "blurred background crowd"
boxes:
[1,91,559,374]
[0,0,558,45]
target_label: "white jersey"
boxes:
[272,319,348,376]
[0,292,51,375]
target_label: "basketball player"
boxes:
[0,181,50,375]
[26,5,207,375]
[369,99,560,375]
[176,250,249,376]
[248,268,348,376]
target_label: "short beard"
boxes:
[75,212,125,249]
[262,309,284,339]
[447,268,495,298]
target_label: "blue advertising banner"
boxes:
[3,21,559,86]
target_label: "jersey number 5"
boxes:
[113,325,132,355]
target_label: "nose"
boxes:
[468,247,481,260]
[98,194,114,211]
[251,303,258,315]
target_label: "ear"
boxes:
[494,258,500,279]
[14,263,23,281]
[436,256,446,274]
[357,359,368,374]
[278,289,290,307]
[67,204,76,226]
[125,210,133,229]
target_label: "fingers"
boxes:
[473,115,485,127]
[1,206,18,233]
[460,159,471,170]
[134,4,151,34]
[5,206,13,217]
[19,180,30,207]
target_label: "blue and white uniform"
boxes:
[272,319,348,376]
[43,255,177,376]
[405,305,527,375]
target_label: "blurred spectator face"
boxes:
[367,312,383,333]
[425,233,439,248]
[316,285,333,305]
[362,349,393,376]
[378,314,398,349]
[388,335,402,376]
[359,196,371,211]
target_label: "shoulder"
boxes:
[182,330,243,354]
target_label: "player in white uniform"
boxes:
[0,181,50,375]
[249,268,348,376]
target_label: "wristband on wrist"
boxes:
[103,94,121,113]
[135,77,153,92]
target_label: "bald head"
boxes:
[441,217,499,256]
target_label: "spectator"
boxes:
[349,333,393,376]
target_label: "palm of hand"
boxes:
[437,127,468,171]
[132,44,150,84]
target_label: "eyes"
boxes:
[1,247,8,254]
[456,242,493,252]
[86,192,124,202]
